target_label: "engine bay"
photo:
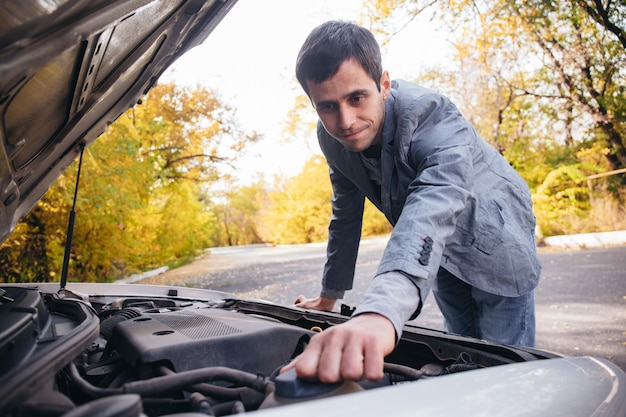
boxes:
[0,285,553,416]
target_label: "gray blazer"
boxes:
[318,80,541,304]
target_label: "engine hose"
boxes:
[99,308,142,339]
[69,362,121,397]
[158,366,240,400]
[68,362,273,398]
[124,367,273,397]
[188,392,214,414]
[383,362,426,381]
[158,366,267,408]
[211,400,246,416]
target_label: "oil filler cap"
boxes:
[274,368,364,399]
[261,367,364,409]
[275,368,344,398]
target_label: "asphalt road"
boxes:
[143,237,626,371]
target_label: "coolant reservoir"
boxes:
[260,368,363,409]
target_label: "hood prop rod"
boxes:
[59,143,85,292]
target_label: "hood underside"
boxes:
[0,0,237,242]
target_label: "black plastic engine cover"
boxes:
[108,308,312,376]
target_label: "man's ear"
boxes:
[380,70,391,100]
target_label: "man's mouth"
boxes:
[339,128,364,141]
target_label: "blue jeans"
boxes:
[433,268,536,347]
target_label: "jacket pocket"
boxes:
[474,200,504,254]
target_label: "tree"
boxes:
[504,0,626,170]
[131,83,258,184]
[366,0,625,170]
[257,154,392,245]
[210,181,266,247]
[362,0,625,235]
[152,181,217,264]
[259,155,332,244]
[1,83,257,283]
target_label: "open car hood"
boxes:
[0,0,237,242]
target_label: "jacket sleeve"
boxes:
[320,162,366,298]
[353,270,422,340]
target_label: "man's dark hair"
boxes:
[296,21,383,96]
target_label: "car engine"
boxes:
[1,285,543,417]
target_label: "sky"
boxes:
[161,0,451,184]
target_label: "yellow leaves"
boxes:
[362,200,392,237]
[0,81,260,283]
[281,93,318,148]
[533,165,590,230]
[530,160,626,236]
[256,155,392,244]
[128,82,258,184]
[258,155,332,244]
[371,0,401,16]
[575,144,612,170]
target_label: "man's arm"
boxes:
[321,164,366,294]
[294,162,365,311]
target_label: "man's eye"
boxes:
[317,103,335,112]
[350,95,365,104]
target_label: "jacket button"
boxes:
[418,255,429,265]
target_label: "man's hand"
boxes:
[282,313,395,383]
[294,295,337,311]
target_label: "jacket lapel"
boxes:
[380,94,398,223]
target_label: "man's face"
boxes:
[306,58,390,153]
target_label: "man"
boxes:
[286,21,541,384]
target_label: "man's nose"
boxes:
[338,106,356,130]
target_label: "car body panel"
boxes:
[255,357,626,417]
